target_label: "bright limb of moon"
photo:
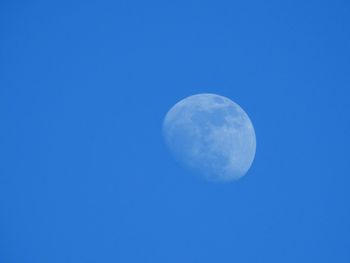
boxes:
[162,93,256,182]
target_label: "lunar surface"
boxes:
[162,93,256,182]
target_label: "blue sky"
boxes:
[1,0,349,262]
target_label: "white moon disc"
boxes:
[162,93,256,182]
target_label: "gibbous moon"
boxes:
[162,93,256,182]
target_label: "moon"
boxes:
[162,93,256,182]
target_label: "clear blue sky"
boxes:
[1,0,349,262]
